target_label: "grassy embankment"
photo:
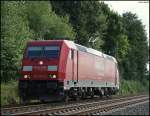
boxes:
[118,79,149,95]
[1,79,149,106]
[1,80,19,106]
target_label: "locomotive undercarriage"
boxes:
[19,80,64,102]
[66,87,118,100]
[19,80,118,102]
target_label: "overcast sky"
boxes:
[103,1,149,41]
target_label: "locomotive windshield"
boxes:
[26,46,60,59]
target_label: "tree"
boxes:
[51,1,108,49]
[1,1,32,82]
[26,1,75,40]
[102,11,130,64]
[122,12,149,81]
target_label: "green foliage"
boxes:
[26,1,75,40]
[1,1,32,82]
[1,80,19,106]
[119,79,149,95]
[116,34,130,62]
[102,11,129,59]
[51,1,107,49]
[122,12,149,81]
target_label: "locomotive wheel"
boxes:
[105,88,112,99]
[75,91,82,101]
[109,95,112,99]
[21,97,29,104]
[99,92,103,99]
[63,90,69,103]
[81,92,86,99]
[106,94,112,99]
[99,89,104,99]
[63,94,69,103]
[105,91,112,99]
[90,92,94,98]
[74,94,81,101]
[65,96,69,103]
[40,100,47,103]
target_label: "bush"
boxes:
[1,80,19,106]
[119,79,149,95]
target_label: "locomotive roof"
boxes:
[64,40,117,63]
[27,40,117,63]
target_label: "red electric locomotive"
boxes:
[18,40,119,102]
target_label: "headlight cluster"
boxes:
[48,74,56,78]
[24,75,31,79]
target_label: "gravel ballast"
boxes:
[102,101,149,115]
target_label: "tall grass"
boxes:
[119,79,149,95]
[1,80,20,106]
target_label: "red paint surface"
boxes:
[19,40,118,85]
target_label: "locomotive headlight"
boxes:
[48,74,52,78]
[24,75,28,78]
[24,75,30,79]
[48,74,56,78]
[39,61,43,65]
[53,74,56,78]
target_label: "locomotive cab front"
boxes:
[18,40,119,102]
[19,41,66,102]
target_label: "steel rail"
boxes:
[67,97,149,115]
[4,94,147,115]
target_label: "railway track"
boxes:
[1,94,149,115]
[71,95,149,115]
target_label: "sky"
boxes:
[103,1,149,42]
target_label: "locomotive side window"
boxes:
[71,49,74,59]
